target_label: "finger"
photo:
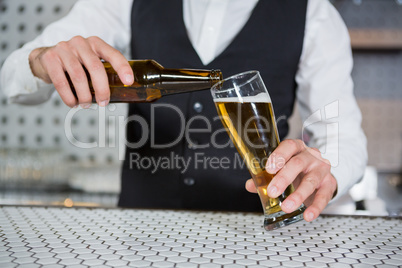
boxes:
[303,178,335,222]
[48,65,77,108]
[43,51,77,107]
[311,147,321,154]
[87,36,134,85]
[71,37,110,106]
[267,153,309,198]
[245,179,257,193]
[57,47,92,108]
[29,47,53,83]
[266,139,306,174]
[306,147,330,166]
[280,170,323,213]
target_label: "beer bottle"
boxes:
[67,60,222,103]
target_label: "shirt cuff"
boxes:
[5,48,55,105]
[329,165,361,204]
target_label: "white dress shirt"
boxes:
[0,0,367,203]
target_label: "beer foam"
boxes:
[214,92,271,103]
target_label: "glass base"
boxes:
[263,204,306,231]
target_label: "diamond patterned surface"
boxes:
[0,206,401,267]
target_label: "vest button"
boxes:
[183,177,195,186]
[193,102,203,113]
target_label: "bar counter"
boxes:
[1,206,401,267]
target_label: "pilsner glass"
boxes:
[211,71,305,230]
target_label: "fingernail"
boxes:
[266,163,276,174]
[246,180,254,191]
[282,200,295,211]
[306,212,314,221]
[125,74,134,85]
[81,103,91,109]
[99,100,109,107]
[267,185,277,197]
[266,156,276,173]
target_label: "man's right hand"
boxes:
[28,36,134,108]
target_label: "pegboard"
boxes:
[0,0,78,66]
[0,99,127,164]
[0,0,128,171]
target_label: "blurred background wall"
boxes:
[0,0,401,213]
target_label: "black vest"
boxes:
[118,0,307,212]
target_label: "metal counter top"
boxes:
[0,206,401,267]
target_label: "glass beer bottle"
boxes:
[67,60,222,103]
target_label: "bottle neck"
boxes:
[158,68,223,95]
[210,70,223,87]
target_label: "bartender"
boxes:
[0,0,367,222]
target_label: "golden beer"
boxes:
[211,71,305,230]
[214,95,294,214]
